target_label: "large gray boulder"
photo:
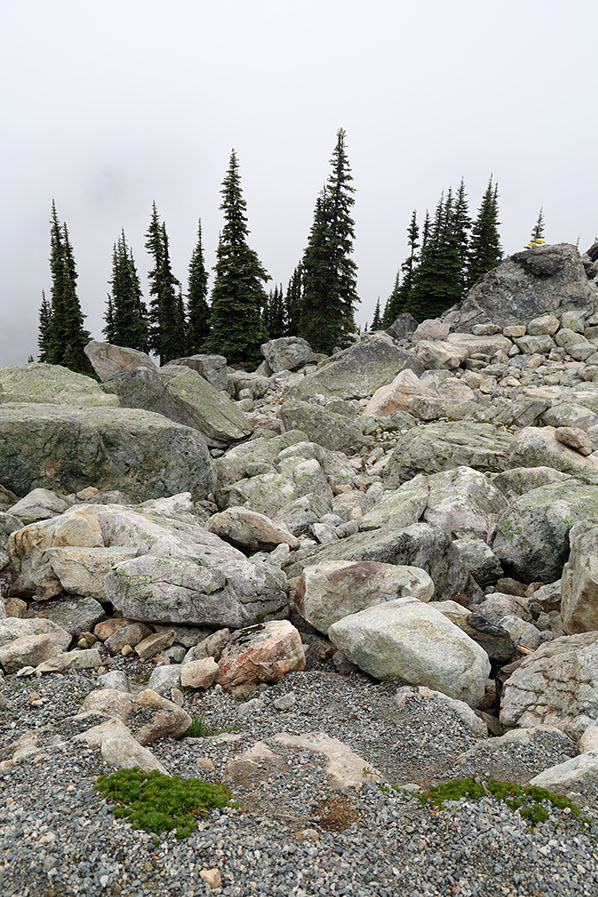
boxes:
[261,337,313,373]
[84,341,156,381]
[0,403,214,501]
[422,467,508,540]
[289,334,423,400]
[289,522,476,602]
[561,521,598,634]
[96,504,288,629]
[279,399,366,454]
[509,426,598,477]
[443,243,597,332]
[167,355,229,392]
[500,632,598,736]
[328,597,490,707]
[0,363,118,407]
[493,479,598,583]
[384,421,513,485]
[159,366,252,447]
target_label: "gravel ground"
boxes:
[1,654,597,897]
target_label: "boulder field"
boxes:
[2,242,598,894]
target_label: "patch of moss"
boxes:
[416,777,585,827]
[95,767,233,838]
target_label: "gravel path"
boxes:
[1,658,597,897]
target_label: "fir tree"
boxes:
[284,265,303,336]
[204,150,269,364]
[145,204,185,363]
[46,202,92,374]
[264,284,286,339]
[384,210,421,326]
[467,177,503,288]
[371,299,382,330]
[382,272,401,327]
[187,219,210,353]
[105,232,148,350]
[37,290,52,362]
[453,178,471,292]
[299,129,359,353]
[530,208,545,244]
[405,191,461,321]
[421,210,431,248]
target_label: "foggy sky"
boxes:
[1,0,596,365]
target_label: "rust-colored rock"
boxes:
[217,620,305,694]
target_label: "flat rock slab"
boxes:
[0,403,214,501]
[84,341,156,381]
[0,363,119,407]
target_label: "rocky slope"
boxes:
[1,241,598,896]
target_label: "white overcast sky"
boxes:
[1,0,596,364]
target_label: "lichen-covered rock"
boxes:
[509,426,598,476]
[207,507,299,552]
[561,521,598,634]
[422,467,508,540]
[289,334,423,400]
[44,545,138,599]
[159,366,252,447]
[0,363,119,406]
[0,403,214,501]
[359,475,428,531]
[500,632,598,736]
[443,244,597,332]
[384,421,513,485]
[8,489,69,524]
[0,629,72,673]
[261,337,313,373]
[493,479,598,583]
[294,560,434,634]
[167,354,229,392]
[84,341,156,381]
[280,399,366,454]
[328,597,490,707]
[26,595,105,638]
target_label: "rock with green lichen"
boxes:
[280,399,367,454]
[0,403,214,501]
[0,363,119,407]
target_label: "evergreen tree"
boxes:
[371,299,382,330]
[382,272,401,327]
[45,201,92,374]
[105,232,148,350]
[264,284,286,338]
[145,204,185,363]
[467,177,503,288]
[299,129,359,353]
[284,265,303,336]
[384,210,421,326]
[103,294,115,343]
[204,150,269,364]
[529,208,545,245]
[405,191,461,321]
[37,290,52,362]
[421,210,431,248]
[187,219,210,352]
[453,178,471,291]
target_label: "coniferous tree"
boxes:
[467,177,503,288]
[104,232,148,350]
[284,265,303,336]
[371,299,382,330]
[299,129,359,353]
[37,290,52,362]
[264,284,286,339]
[384,210,421,326]
[382,272,401,327]
[529,208,545,244]
[453,178,471,292]
[421,210,431,249]
[46,202,92,374]
[145,204,185,363]
[405,191,461,321]
[187,219,210,353]
[204,150,269,364]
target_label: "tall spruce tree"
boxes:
[299,129,359,354]
[371,299,382,330]
[284,265,303,336]
[37,290,52,361]
[453,178,471,292]
[187,219,210,352]
[405,191,461,321]
[264,284,286,338]
[45,202,92,374]
[467,177,503,288]
[145,204,185,363]
[383,210,420,326]
[530,208,545,244]
[104,232,148,350]
[204,150,269,364]
[382,272,401,326]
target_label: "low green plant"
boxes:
[95,767,233,838]
[182,716,212,738]
[416,777,586,826]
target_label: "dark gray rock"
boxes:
[26,595,105,639]
[386,313,418,341]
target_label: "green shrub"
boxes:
[182,716,212,738]
[95,767,233,838]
